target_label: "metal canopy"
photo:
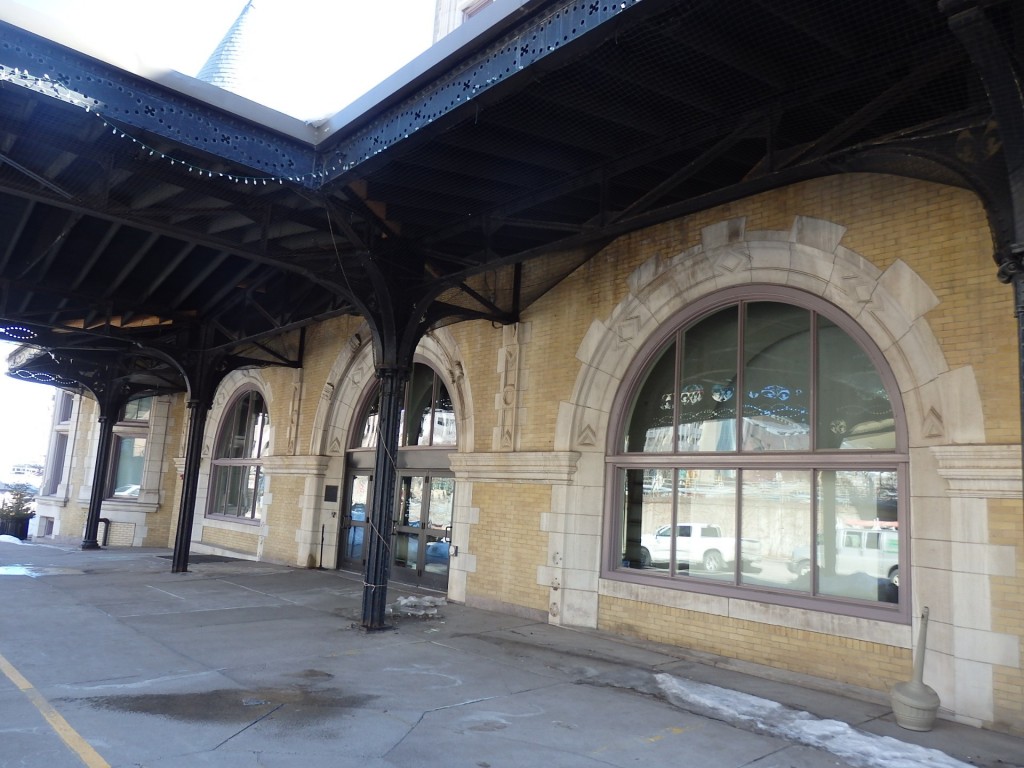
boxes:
[0,0,1019,386]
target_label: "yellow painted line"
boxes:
[0,651,110,768]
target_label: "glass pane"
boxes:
[739,469,810,592]
[343,475,369,561]
[251,410,268,460]
[620,468,671,574]
[678,305,738,452]
[358,389,380,449]
[625,342,677,453]
[424,529,451,575]
[58,392,74,422]
[817,317,895,450]
[405,365,435,446]
[398,476,424,526]
[392,531,418,571]
[742,303,810,451]
[122,396,152,422]
[427,477,454,529]
[432,381,456,446]
[44,433,68,496]
[675,470,739,580]
[216,392,268,459]
[817,470,899,603]
[211,464,261,519]
[112,436,145,497]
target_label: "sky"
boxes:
[0,341,54,472]
[0,1,438,472]
[9,0,438,118]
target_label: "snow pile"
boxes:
[386,595,446,617]
[0,534,24,545]
[656,674,972,768]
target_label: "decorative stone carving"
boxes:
[495,323,522,451]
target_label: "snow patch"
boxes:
[656,674,972,768]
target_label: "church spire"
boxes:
[196,0,260,92]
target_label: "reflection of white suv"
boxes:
[640,523,761,572]
[788,527,899,586]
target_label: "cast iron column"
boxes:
[1017,269,1024,469]
[81,410,115,549]
[361,365,407,629]
[171,396,209,572]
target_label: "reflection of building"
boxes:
[2,0,1023,738]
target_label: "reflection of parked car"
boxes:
[422,539,451,565]
[113,484,140,497]
[788,526,899,586]
[639,523,761,572]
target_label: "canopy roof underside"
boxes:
[0,0,1017,396]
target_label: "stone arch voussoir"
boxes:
[562,215,980,453]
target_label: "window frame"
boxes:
[351,362,457,452]
[603,286,910,623]
[105,395,153,500]
[205,389,270,523]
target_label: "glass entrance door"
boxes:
[390,474,452,590]
[338,473,371,571]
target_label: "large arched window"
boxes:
[207,390,269,521]
[609,288,908,621]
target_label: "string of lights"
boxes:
[0,65,338,187]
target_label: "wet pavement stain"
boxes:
[292,668,334,681]
[78,687,376,724]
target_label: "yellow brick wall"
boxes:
[57,396,96,542]
[105,521,136,547]
[291,316,365,454]
[464,481,550,613]
[261,473,306,564]
[990,496,1024,734]
[599,594,912,693]
[141,395,184,548]
[201,524,259,554]
[447,321,503,451]
[512,173,1017,449]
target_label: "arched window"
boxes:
[355,363,456,449]
[609,288,908,620]
[207,390,269,521]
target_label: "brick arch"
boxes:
[311,325,474,458]
[561,215,983,455]
[310,321,375,458]
[205,369,273,457]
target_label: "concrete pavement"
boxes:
[1,539,1021,768]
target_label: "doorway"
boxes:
[337,471,453,591]
[390,473,453,590]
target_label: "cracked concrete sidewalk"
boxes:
[1,541,1021,768]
